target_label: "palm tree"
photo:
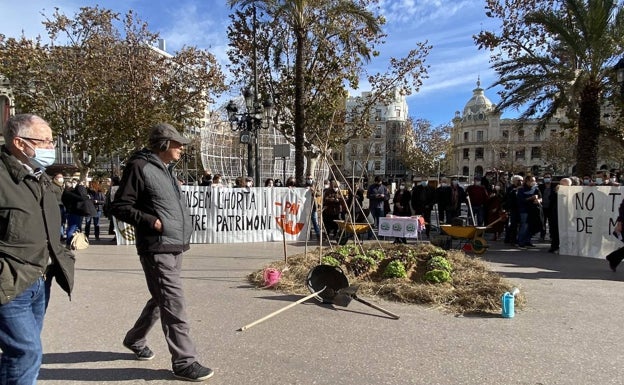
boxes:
[228,0,381,185]
[483,0,624,177]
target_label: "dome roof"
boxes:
[462,79,494,121]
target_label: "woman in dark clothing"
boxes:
[62,180,97,247]
[392,182,412,244]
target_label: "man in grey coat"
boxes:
[111,123,213,382]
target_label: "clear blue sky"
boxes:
[0,0,514,127]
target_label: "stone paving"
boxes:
[38,232,624,385]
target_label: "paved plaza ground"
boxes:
[38,231,624,385]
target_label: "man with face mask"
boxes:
[503,175,523,245]
[516,175,544,248]
[538,173,554,241]
[411,178,436,237]
[465,176,488,226]
[392,181,412,243]
[322,180,346,238]
[0,114,75,385]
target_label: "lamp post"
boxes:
[225,88,274,186]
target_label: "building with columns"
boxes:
[449,80,564,178]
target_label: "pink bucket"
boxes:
[262,268,282,287]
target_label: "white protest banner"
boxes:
[558,186,623,258]
[112,186,312,244]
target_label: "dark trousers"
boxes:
[505,211,519,244]
[124,252,198,371]
[541,206,552,238]
[606,247,624,270]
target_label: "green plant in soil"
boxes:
[428,247,447,258]
[321,255,341,267]
[424,269,452,283]
[335,244,357,258]
[366,249,385,262]
[395,249,418,268]
[427,255,452,272]
[324,251,347,264]
[349,254,376,276]
[383,260,408,278]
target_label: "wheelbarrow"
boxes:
[334,219,372,245]
[306,265,399,319]
[439,224,489,254]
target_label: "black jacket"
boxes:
[0,147,74,304]
[111,149,192,255]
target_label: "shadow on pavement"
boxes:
[39,367,172,382]
[43,351,128,364]
[482,243,624,281]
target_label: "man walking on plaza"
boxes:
[111,123,213,382]
[0,114,75,385]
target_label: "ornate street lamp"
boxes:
[225,87,274,186]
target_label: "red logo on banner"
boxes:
[275,200,305,235]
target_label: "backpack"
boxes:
[70,230,89,250]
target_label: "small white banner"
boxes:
[378,216,422,239]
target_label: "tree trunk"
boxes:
[294,28,306,187]
[575,83,601,178]
[304,151,320,179]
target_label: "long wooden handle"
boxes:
[238,287,326,332]
[353,296,400,319]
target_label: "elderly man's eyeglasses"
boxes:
[19,137,57,146]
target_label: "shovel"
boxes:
[306,265,400,319]
[333,285,400,319]
[237,286,326,332]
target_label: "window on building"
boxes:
[375,125,382,138]
[531,146,541,159]
[518,130,525,140]
[476,131,484,142]
[395,108,401,118]
[475,147,484,159]
[502,130,509,139]
[463,132,469,141]
[374,161,381,171]
[499,151,507,159]
[375,109,382,121]
[463,148,470,159]
[515,149,525,160]
[534,130,541,140]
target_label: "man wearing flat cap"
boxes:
[111,123,214,381]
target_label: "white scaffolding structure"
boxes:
[201,115,298,186]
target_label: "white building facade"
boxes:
[340,88,410,183]
[450,80,564,178]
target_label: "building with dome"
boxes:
[449,79,564,177]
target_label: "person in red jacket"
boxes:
[465,176,489,226]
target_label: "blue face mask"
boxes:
[31,148,56,169]
[543,178,551,183]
